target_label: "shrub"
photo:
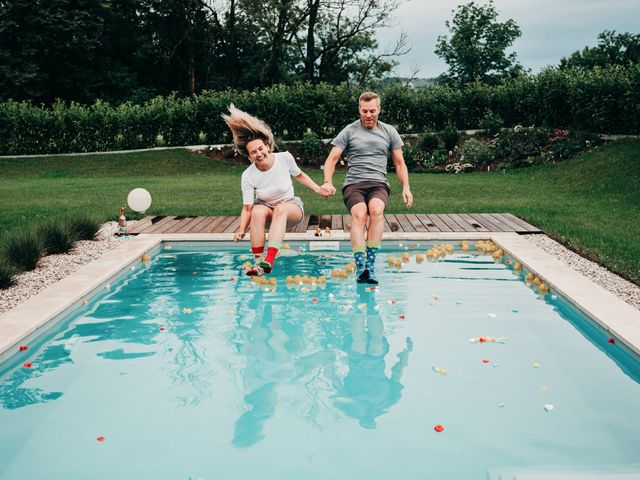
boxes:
[0,259,18,289]
[479,110,504,136]
[400,144,428,172]
[299,129,325,159]
[1,65,638,155]
[440,124,460,151]
[40,223,75,255]
[458,138,495,167]
[492,127,601,168]
[493,127,554,168]
[71,216,103,241]
[417,132,440,154]
[1,229,45,271]
[546,130,601,161]
[430,146,450,167]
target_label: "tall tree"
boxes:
[434,0,523,85]
[310,0,406,85]
[560,30,640,69]
[0,0,149,103]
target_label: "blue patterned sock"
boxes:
[353,247,368,283]
[366,242,380,285]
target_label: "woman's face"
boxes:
[246,139,270,165]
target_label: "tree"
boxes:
[311,0,408,85]
[560,30,640,69]
[434,0,523,85]
[0,0,150,104]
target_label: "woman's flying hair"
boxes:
[221,104,276,156]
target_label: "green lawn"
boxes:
[1,139,639,284]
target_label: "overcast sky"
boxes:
[375,0,640,78]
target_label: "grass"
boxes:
[0,140,639,283]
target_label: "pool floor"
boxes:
[1,244,640,479]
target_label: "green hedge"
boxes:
[1,66,638,155]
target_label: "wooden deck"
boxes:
[127,213,541,235]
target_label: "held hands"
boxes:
[319,182,337,197]
[402,186,413,208]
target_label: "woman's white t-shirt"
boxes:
[241,151,301,206]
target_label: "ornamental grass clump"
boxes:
[1,229,45,271]
[0,258,18,289]
[40,222,75,255]
[71,216,102,241]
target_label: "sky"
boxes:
[375,0,640,78]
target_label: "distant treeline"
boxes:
[0,0,406,105]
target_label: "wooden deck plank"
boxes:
[405,214,429,232]
[382,214,392,233]
[307,215,320,230]
[331,214,343,231]
[394,214,416,232]
[415,214,441,232]
[458,213,490,232]
[224,216,241,233]
[501,213,540,232]
[342,214,352,233]
[138,216,176,234]
[426,214,452,232]
[177,216,209,233]
[199,216,227,233]
[384,214,401,232]
[468,213,501,232]
[211,216,236,233]
[151,217,181,234]
[129,215,164,234]
[477,213,511,231]
[164,216,198,234]
[123,213,542,235]
[127,215,155,234]
[184,216,215,233]
[435,214,462,232]
[319,215,333,229]
[447,213,478,232]
[293,215,310,233]
[488,213,523,232]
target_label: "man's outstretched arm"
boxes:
[320,146,344,196]
[391,148,413,208]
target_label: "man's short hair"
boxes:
[359,91,380,106]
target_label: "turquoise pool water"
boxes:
[1,242,640,480]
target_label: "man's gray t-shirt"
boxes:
[331,120,403,187]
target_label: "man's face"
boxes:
[359,99,380,129]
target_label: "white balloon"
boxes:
[127,188,152,213]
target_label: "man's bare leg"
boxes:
[350,202,370,283]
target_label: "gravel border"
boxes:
[1,229,638,315]
[0,222,132,315]
[522,233,640,310]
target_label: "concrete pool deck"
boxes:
[1,231,639,362]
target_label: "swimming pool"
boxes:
[1,240,640,479]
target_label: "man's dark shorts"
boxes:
[342,181,391,212]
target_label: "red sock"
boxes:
[264,246,279,266]
[252,246,264,259]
